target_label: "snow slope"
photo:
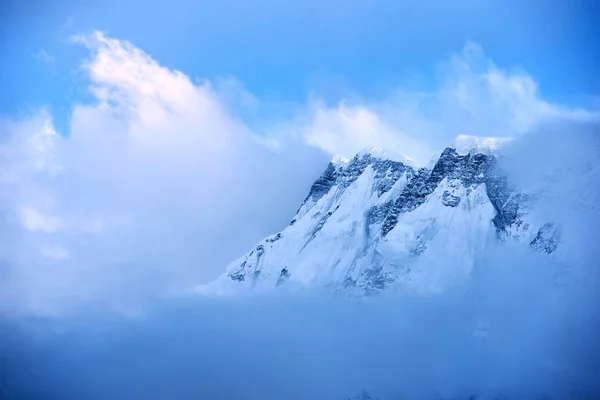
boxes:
[198,137,556,295]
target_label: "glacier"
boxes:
[198,135,557,295]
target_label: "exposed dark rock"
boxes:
[356,266,397,293]
[338,154,375,190]
[265,233,282,243]
[381,148,528,237]
[229,270,245,282]
[484,157,528,234]
[312,205,340,236]
[367,200,393,225]
[301,162,338,205]
[380,167,431,236]
[530,223,561,254]
[229,244,266,283]
[297,153,410,215]
[442,191,461,207]
[372,158,411,196]
[228,261,247,281]
[276,267,291,286]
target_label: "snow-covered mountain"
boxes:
[198,135,560,295]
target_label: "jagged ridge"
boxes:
[199,140,558,295]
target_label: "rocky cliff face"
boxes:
[199,137,557,295]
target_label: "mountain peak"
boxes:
[331,154,351,168]
[332,147,417,168]
[452,134,513,156]
[200,137,555,296]
[332,137,510,171]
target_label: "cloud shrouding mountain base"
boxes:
[2,237,599,399]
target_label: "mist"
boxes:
[2,245,598,400]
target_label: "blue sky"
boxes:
[2,0,599,131]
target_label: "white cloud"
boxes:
[1,31,328,315]
[0,112,63,179]
[18,207,63,233]
[32,49,56,64]
[293,41,598,165]
[299,99,428,164]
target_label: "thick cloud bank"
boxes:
[0,33,329,315]
[2,245,599,400]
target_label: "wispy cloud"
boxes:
[18,207,63,233]
[32,49,55,64]
[289,41,598,165]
